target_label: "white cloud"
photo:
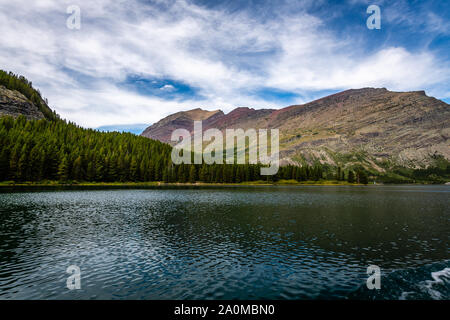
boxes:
[0,0,448,129]
[160,84,175,91]
[268,46,448,92]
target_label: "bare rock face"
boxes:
[0,85,44,120]
[141,88,450,170]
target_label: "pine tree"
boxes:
[336,167,342,181]
[58,156,69,181]
[235,166,241,183]
[95,156,105,181]
[0,147,9,181]
[73,156,83,181]
[108,155,118,182]
[199,165,206,182]
[358,171,369,184]
[189,165,196,183]
[178,165,186,183]
[148,162,155,181]
[162,168,169,183]
[154,160,161,181]
[29,146,44,181]
[348,170,355,183]
[139,158,147,181]
[17,152,28,181]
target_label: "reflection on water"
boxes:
[0,185,448,299]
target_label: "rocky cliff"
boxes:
[0,85,45,120]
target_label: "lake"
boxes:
[0,185,448,300]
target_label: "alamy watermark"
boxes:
[66,5,81,30]
[66,265,81,290]
[366,265,381,290]
[171,121,279,175]
[366,5,381,30]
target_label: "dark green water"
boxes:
[0,185,448,300]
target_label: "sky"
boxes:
[0,0,449,132]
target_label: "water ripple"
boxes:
[0,186,448,299]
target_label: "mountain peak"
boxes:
[141,87,449,168]
[140,107,224,142]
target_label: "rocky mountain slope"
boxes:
[0,85,45,120]
[141,88,450,170]
[142,108,224,142]
[0,70,57,121]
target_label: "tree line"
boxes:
[0,115,172,182]
[162,163,327,184]
[335,166,368,184]
[0,116,359,184]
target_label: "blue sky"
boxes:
[0,0,448,132]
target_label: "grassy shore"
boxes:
[0,179,366,188]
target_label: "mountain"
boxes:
[0,70,57,121]
[0,85,45,120]
[142,108,224,142]
[141,88,450,171]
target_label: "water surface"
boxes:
[0,185,448,299]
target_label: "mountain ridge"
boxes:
[141,87,450,170]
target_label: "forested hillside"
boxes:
[0,115,172,182]
[0,115,336,183]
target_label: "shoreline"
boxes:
[0,180,446,188]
